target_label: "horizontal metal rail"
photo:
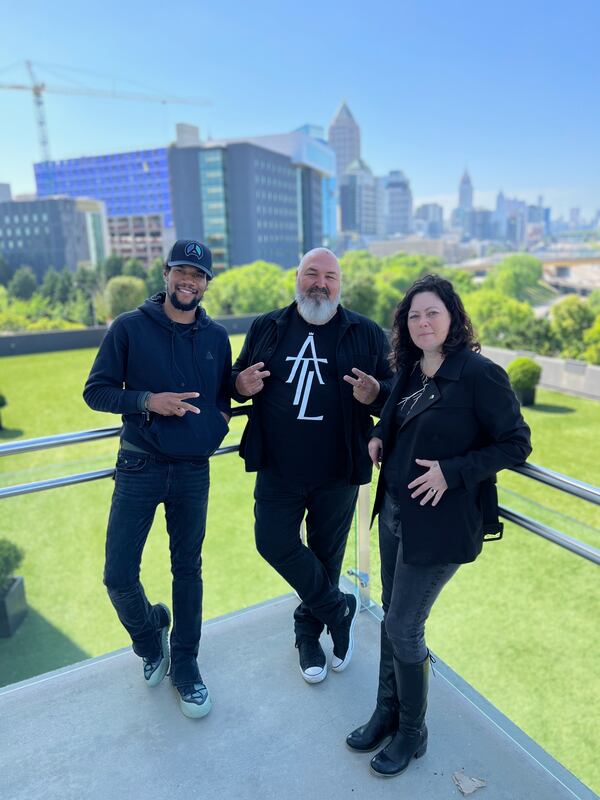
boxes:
[0,406,251,459]
[0,441,241,500]
[499,505,600,566]
[510,462,600,506]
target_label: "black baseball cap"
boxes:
[166,239,213,279]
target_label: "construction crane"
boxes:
[0,60,210,162]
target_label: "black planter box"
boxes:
[0,576,28,637]
[516,387,536,407]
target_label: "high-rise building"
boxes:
[36,125,332,271]
[170,141,300,270]
[414,203,444,238]
[339,158,377,236]
[382,170,413,235]
[0,184,11,203]
[459,170,473,211]
[0,196,109,277]
[328,103,361,178]
[35,147,174,265]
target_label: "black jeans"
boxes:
[380,492,460,664]
[104,449,209,686]
[254,469,359,639]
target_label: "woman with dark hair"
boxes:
[346,274,532,778]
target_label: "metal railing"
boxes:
[1,413,598,609]
[0,407,250,500]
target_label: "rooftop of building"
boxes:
[1,594,594,800]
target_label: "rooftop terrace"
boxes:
[1,594,595,800]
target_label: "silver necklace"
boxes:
[398,362,430,414]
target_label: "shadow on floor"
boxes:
[0,606,90,688]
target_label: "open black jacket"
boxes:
[230,302,394,486]
[372,347,532,565]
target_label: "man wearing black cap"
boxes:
[84,239,231,718]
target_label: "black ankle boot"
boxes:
[370,653,429,777]
[347,621,399,752]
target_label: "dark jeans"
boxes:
[104,449,209,686]
[254,469,359,639]
[380,492,460,664]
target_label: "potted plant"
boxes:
[0,390,6,430]
[0,539,28,637]
[507,356,542,407]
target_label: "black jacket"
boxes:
[372,347,532,565]
[83,294,232,459]
[230,302,394,486]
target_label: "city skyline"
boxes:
[1,0,599,218]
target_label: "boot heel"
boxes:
[414,740,428,759]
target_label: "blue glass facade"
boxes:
[34,149,173,229]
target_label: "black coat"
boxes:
[230,302,394,486]
[372,347,532,565]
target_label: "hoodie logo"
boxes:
[185,242,203,260]
[205,351,214,360]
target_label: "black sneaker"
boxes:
[176,679,212,718]
[142,602,171,687]
[330,593,360,672]
[296,636,327,684]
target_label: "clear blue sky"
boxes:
[1,0,598,218]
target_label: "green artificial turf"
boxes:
[0,344,598,792]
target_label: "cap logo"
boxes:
[185,242,203,259]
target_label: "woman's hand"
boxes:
[368,437,383,470]
[408,459,448,506]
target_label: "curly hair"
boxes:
[389,273,480,371]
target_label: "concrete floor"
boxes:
[0,595,595,800]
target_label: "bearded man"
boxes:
[84,240,231,719]
[231,248,393,683]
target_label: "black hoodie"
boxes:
[83,293,232,460]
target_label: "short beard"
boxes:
[295,288,340,325]
[169,290,200,313]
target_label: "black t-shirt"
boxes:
[382,363,430,500]
[260,310,346,484]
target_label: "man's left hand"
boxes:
[343,367,380,405]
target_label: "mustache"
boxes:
[307,286,330,297]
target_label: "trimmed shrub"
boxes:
[0,539,24,593]
[507,356,542,406]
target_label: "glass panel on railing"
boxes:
[0,431,289,689]
[365,466,599,792]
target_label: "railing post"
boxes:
[356,483,372,609]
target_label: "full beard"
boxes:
[295,288,340,325]
[169,290,201,312]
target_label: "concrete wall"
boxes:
[0,315,259,358]
[483,346,600,401]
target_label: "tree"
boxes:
[146,258,165,296]
[40,268,60,302]
[550,295,595,359]
[203,261,285,316]
[102,254,124,283]
[342,273,378,318]
[587,289,600,318]
[55,268,74,304]
[483,255,543,302]
[582,314,600,365]
[464,290,535,348]
[8,266,37,301]
[74,265,98,297]
[104,276,147,319]
[0,256,13,287]
[123,258,147,279]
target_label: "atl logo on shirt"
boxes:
[285,333,326,421]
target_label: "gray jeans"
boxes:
[380,491,460,664]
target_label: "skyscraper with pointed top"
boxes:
[328,102,361,177]
[459,169,473,211]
